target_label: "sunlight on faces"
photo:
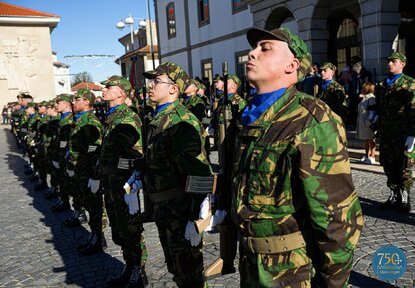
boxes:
[185,83,197,96]
[215,80,224,91]
[72,97,90,112]
[227,79,238,94]
[56,100,70,113]
[148,74,178,104]
[321,68,335,81]
[387,59,405,75]
[246,40,299,90]
[102,85,126,102]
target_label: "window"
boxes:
[201,59,213,84]
[232,0,247,13]
[121,63,127,78]
[166,2,176,38]
[235,50,249,79]
[198,0,210,26]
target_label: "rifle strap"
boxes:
[242,231,306,254]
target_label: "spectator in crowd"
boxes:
[2,105,8,124]
[348,61,372,127]
[357,82,377,164]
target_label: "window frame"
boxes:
[232,0,247,14]
[201,58,213,84]
[197,0,210,27]
[166,2,176,39]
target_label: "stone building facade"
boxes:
[0,2,59,107]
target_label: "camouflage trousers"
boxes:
[379,136,414,191]
[47,157,59,188]
[75,173,103,233]
[239,242,312,288]
[153,196,206,288]
[102,174,147,266]
[34,147,48,182]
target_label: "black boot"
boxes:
[399,190,411,213]
[379,189,399,210]
[107,264,134,287]
[125,265,149,288]
[44,187,58,199]
[80,232,106,256]
[64,211,81,227]
[51,200,70,212]
[77,233,93,250]
[28,173,39,182]
[34,180,48,191]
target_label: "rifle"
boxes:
[204,62,238,279]
[140,79,154,222]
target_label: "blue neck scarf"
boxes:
[241,88,287,126]
[18,107,25,111]
[216,89,223,95]
[385,73,402,87]
[153,102,172,117]
[75,110,91,120]
[249,87,256,95]
[28,113,35,119]
[183,96,191,102]
[106,105,120,116]
[321,79,332,90]
[61,111,71,119]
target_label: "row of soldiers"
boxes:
[16,26,415,288]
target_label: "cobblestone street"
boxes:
[0,126,414,287]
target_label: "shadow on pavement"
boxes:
[349,271,398,288]
[4,127,123,287]
[358,197,415,226]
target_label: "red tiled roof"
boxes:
[0,2,59,18]
[71,82,102,92]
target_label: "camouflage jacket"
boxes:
[232,86,363,287]
[145,100,212,220]
[37,115,49,139]
[68,111,103,177]
[57,112,74,164]
[19,109,28,138]
[182,94,206,122]
[100,103,142,175]
[43,116,60,159]
[26,113,41,143]
[375,73,415,137]
[317,80,347,122]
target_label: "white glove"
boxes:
[66,169,74,177]
[184,221,202,246]
[205,210,227,232]
[123,171,141,194]
[52,161,60,169]
[405,136,415,152]
[87,178,100,194]
[199,196,210,220]
[124,190,140,215]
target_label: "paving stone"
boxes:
[0,127,414,287]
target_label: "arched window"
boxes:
[329,14,360,73]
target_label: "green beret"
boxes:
[247,27,311,81]
[227,74,241,87]
[387,52,406,62]
[55,93,73,103]
[101,75,132,95]
[143,61,190,94]
[320,62,337,72]
[38,101,48,107]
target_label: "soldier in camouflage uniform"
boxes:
[51,94,74,213]
[25,102,42,182]
[66,88,106,253]
[19,94,33,157]
[317,62,348,123]
[34,101,51,191]
[232,27,363,287]
[143,62,212,288]
[98,76,148,288]
[376,52,414,213]
[183,79,207,122]
[43,100,62,199]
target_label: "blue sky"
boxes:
[5,0,154,82]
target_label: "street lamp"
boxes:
[116,12,155,69]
